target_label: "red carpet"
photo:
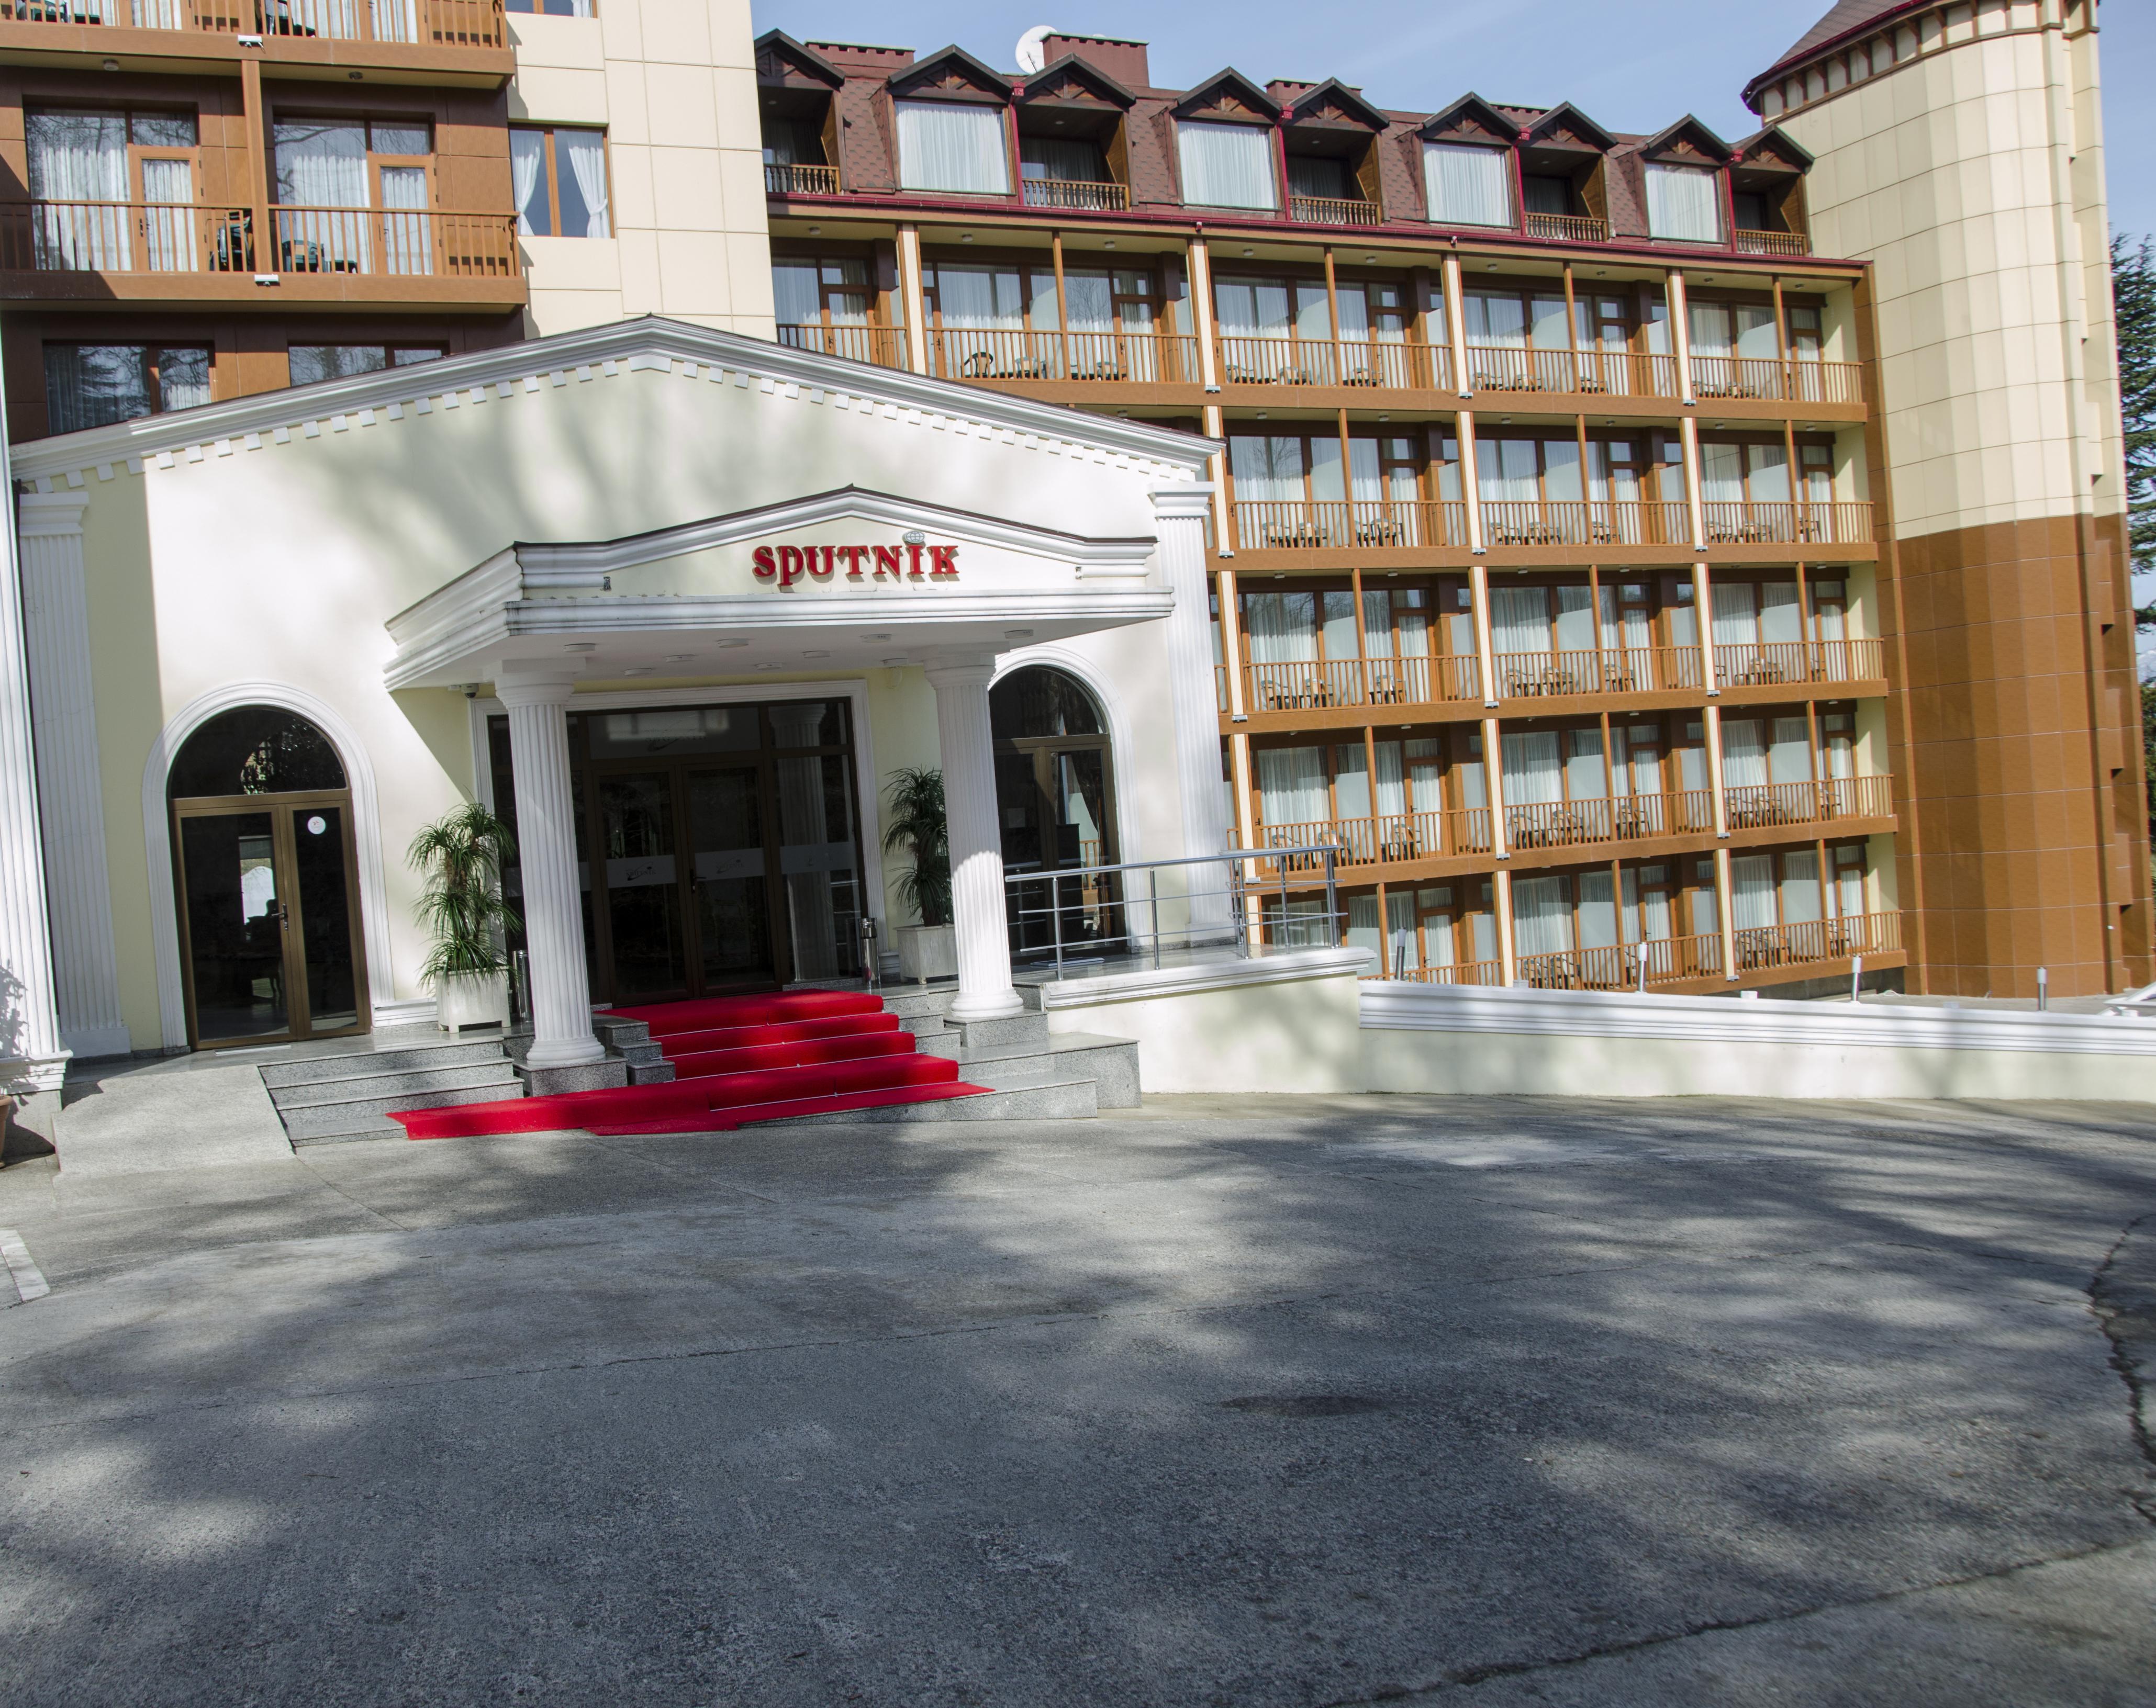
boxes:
[389,991,988,1140]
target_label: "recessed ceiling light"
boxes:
[1243,247,1255,256]
[882,657,909,666]
[101,57,118,70]
[563,642,597,653]
[1103,239,1115,249]
[621,666,656,677]
[808,225,821,235]
[862,632,891,642]
[1364,254,1377,264]
[962,232,974,242]
[664,654,695,662]
[716,638,749,649]
[754,662,777,671]
[802,649,830,658]
[1485,262,1498,271]
[1004,628,1034,640]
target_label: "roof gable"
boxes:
[1732,125,1813,174]
[1520,102,1615,154]
[1417,94,1517,148]
[887,44,1012,102]
[1278,78,1388,134]
[753,29,844,91]
[1640,115,1733,165]
[1015,52,1135,110]
[1170,69,1280,124]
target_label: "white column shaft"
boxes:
[0,490,65,1091]
[1152,485,1233,863]
[499,683,604,1069]
[928,660,1022,1022]
[18,493,125,1059]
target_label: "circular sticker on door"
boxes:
[306,815,327,835]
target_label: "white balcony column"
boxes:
[926,657,1023,1022]
[1470,560,1499,706]
[1714,845,1739,982]
[895,224,930,375]
[1668,267,1696,404]
[495,676,605,1070]
[1494,866,1518,985]
[1704,702,1731,839]
[1154,484,1235,879]
[0,484,68,1112]
[1679,416,1708,553]
[18,492,126,1061]
[1692,560,1718,692]
[1203,406,1235,558]
[1483,714,1510,860]
[1443,251,1472,398]
[1459,410,1486,554]
[1188,236,1222,393]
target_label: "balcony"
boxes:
[1690,353,1862,404]
[1218,333,1447,391]
[927,326,1203,385]
[776,321,910,369]
[1734,229,1812,257]
[1523,212,1611,244]
[1723,774,1894,830]
[1700,501,1872,547]
[1480,499,1692,550]
[1518,911,1901,992]
[1734,909,1900,972]
[1503,791,1717,851]
[0,200,521,302]
[1231,498,1469,553]
[0,0,506,46]
[1254,810,1488,870]
[1465,343,1680,399]
[1713,638,1886,688]
[1490,647,1703,699]
[765,163,839,197]
[1387,959,1505,987]
[1223,653,1482,715]
[1022,179,1129,212]
[1289,194,1382,227]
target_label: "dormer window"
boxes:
[895,100,1011,195]
[1021,134,1108,186]
[1423,142,1513,227]
[1287,155,1351,201]
[1645,162,1722,242]
[1177,121,1278,211]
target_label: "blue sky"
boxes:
[751,0,2155,240]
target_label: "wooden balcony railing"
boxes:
[1383,958,1505,986]
[1254,812,1455,870]
[1290,195,1382,227]
[1655,646,1707,691]
[1490,648,1661,699]
[271,206,518,278]
[0,200,254,272]
[765,162,839,196]
[1521,931,1730,991]
[928,325,1203,385]
[1690,353,1863,404]
[1237,653,1482,713]
[776,321,910,369]
[1022,178,1129,212]
[1218,333,1447,391]
[1504,790,1717,851]
[1480,499,1693,549]
[0,0,507,44]
[1724,773,1893,830]
[1465,343,1682,399]
[1699,501,1873,547]
[1734,229,1811,257]
[1734,909,1901,973]
[1713,637,1886,687]
[1524,211,1611,244]
[1230,499,1470,552]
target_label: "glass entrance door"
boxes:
[597,770,689,1002]
[173,795,366,1047]
[685,765,777,989]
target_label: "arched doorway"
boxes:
[168,706,369,1048]
[991,666,1120,959]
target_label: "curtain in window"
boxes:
[1346,893,1382,963]
[1371,742,1407,818]
[1287,154,1350,201]
[1721,718,1768,788]
[1464,293,1525,346]
[1177,122,1278,210]
[1688,304,1733,361]
[1779,850,1823,925]
[1511,875,1573,957]
[770,260,821,327]
[27,111,130,271]
[1406,740,1443,812]
[1712,580,1757,645]
[1639,875,1672,943]
[1384,890,1420,975]
[370,0,417,41]
[1500,731,1562,805]
[896,102,1010,195]
[1646,163,1722,242]
[1257,746,1330,828]
[1231,435,1305,502]
[1063,269,1113,332]
[1478,438,1539,504]
[158,346,210,410]
[1729,853,1776,930]
[558,130,609,238]
[1490,587,1550,655]
[1700,442,1746,504]
[1552,585,1594,653]
[275,122,369,272]
[1577,871,1619,952]
[140,158,195,273]
[1333,745,1370,820]
[1564,728,1606,801]
[1023,137,1105,184]
[1214,278,1289,337]
[1626,725,1665,795]
[379,165,431,276]
[44,345,148,433]
[1598,588,1651,656]
[1834,858,1865,920]
[1424,142,1513,227]
[1242,591,1317,665]
[1768,717,1812,786]
[511,129,546,237]
[1759,582,1802,643]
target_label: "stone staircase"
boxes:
[259,1033,522,1146]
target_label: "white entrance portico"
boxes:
[385,486,1196,1071]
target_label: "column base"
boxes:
[948,988,1026,1023]
[60,1022,131,1063]
[515,1057,630,1097]
[521,1037,607,1071]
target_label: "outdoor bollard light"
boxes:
[2037,965,2048,1012]
[859,916,879,991]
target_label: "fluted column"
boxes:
[496,677,604,1069]
[19,492,125,1060]
[0,487,65,1098]
[1153,484,1234,862]
[926,657,1022,1022]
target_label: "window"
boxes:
[25,107,199,271]
[44,343,209,433]
[895,101,1010,196]
[1227,430,1428,546]
[510,125,609,239]
[288,344,444,385]
[761,117,823,167]
[504,0,593,14]
[1020,135,1108,185]
[1286,154,1351,201]
[1176,121,1278,210]
[1523,175,1570,217]
[1644,162,1722,243]
[1422,142,1513,228]
[273,117,434,273]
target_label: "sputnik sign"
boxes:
[753,541,960,590]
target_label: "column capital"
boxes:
[16,490,91,540]
[494,673,579,710]
[1149,482,1216,521]
[924,656,997,691]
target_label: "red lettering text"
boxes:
[808,543,834,580]
[929,544,959,578]
[753,546,776,580]
[838,545,868,578]
[777,545,804,589]
[907,543,923,579]
[874,545,904,579]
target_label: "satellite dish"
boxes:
[1014,23,1058,74]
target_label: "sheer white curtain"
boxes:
[1372,742,1408,818]
[560,129,610,237]
[510,128,546,236]
[275,122,369,271]
[1257,747,1330,828]
[1688,303,1733,362]
[1346,894,1383,963]
[1700,442,1746,504]
[140,158,194,273]
[379,165,430,275]
[1214,278,1289,338]
[1759,582,1802,643]
[1479,438,1539,505]
[1490,586,1550,655]
[1500,731,1562,805]
[1242,591,1317,664]
[1779,850,1823,925]
[1577,871,1619,952]
[1424,142,1513,227]
[1768,717,1812,786]
[1646,163,1722,242]
[1231,435,1305,503]
[370,0,417,41]
[1332,745,1370,819]
[1712,580,1758,646]
[1511,875,1573,957]
[1177,122,1278,210]
[896,102,1010,195]
[1720,718,1768,788]
[1730,854,1777,930]
[1553,584,1594,653]
[1464,292,1524,347]
[27,111,129,271]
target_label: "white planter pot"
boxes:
[435,969,509,1033]
[896,924,958,983]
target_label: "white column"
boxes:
[18,491,125,1060]
[925,657,1023,1022]
[0,488,66,1097]
[496,677,604,1069]
[1152,484,1234,863]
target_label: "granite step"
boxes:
[284,1077,526,1142]
[268,1059,523,1111]
[258,1038,509,1089]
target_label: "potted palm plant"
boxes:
[408,802,519,1032]
[882,767,956,982]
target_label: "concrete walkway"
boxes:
[0,1094,2152,1705]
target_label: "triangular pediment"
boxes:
[1017,53,1134,110]
[1731,124,1812,174]
[1520,102,1614,154]
[1170,69,1279,124]
[1279,78,1387,134]
[1418,94,1517,148]
[887,44,1012,102]
[1641,115,1733,165]
[753,30,843,91]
